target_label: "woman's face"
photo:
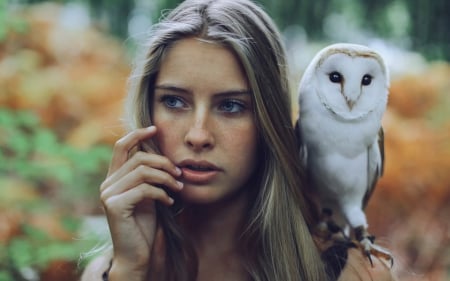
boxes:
[152,37,259,205]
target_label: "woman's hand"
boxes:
[99,126,183,280]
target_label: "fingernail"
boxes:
[168,197,174,205]
[175,167,182,176]
[176,181,184,189]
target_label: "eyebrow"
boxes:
[154,85,189,94]
[154,84,251,98]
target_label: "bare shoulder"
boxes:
[338,248,397,281]
[80,251,113,281]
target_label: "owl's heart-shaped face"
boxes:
[305,44,389,120]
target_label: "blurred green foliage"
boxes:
[0,109,111,203]
[0,0,28,41]
[263,0,449,61]
[4,0,449,60]
[0,108,111,280]
[72,0,450,60]
[0,222,91,281]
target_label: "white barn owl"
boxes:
[295,43,392,265]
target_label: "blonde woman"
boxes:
[81,0,395,280]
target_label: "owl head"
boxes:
[299,43,389,121]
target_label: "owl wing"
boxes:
[362,127,384,209]
[294,118,308,167]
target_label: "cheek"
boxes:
[222,122,259,169]
[232,131,257,154]
[153,115,182,156]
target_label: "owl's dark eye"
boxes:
[329,72,342,83]
[362,74,372,86]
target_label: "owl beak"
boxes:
[341,93,356,110]
[347,99,356,110]
[341,84,361,111]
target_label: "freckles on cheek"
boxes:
[224,125,258,153]
[154,118,179,154]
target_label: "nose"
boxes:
[184,114,215,151]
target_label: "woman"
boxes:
[81,0,395,280]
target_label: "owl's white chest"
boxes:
[300,94,382,158]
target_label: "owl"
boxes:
[295,43,392,265]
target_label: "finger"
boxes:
[102,151,182,191]
[108,126,157,175]
[103,183,174,215]
[101,164,183,200]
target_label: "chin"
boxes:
[178,185,220,205]
[179,184,247,207]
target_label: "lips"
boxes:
[184,164,215,172]
[178,160,221,184]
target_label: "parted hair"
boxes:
[125,0,330,280]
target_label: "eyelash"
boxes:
[160,95,186,109]
[218,99,246,113]
[158,95,248,114]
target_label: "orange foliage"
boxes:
[40,260,78,281]
[26,213,75,241]
[389,63,450,119]
[389,76,439,118]
[365,63,450,280]
[0,210,22,243]
[0,3,129,148]
[379,112,450,203]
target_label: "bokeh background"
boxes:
[1,0,449,280]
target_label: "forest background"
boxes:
[1,0,449,280]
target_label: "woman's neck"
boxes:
[180,190,251,281]
[183,191,248,251]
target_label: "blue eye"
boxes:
[219,100,245,113]
[161,95,185,109]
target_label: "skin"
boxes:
[100,38,257,281]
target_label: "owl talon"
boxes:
[356,228,394,268]
[360,240,394,268]
[360,237,374,267]
[365,250,374,267]
[369,243,394,268]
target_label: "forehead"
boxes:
[156,37,249,91]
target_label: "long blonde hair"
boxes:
[126,0,330,280]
